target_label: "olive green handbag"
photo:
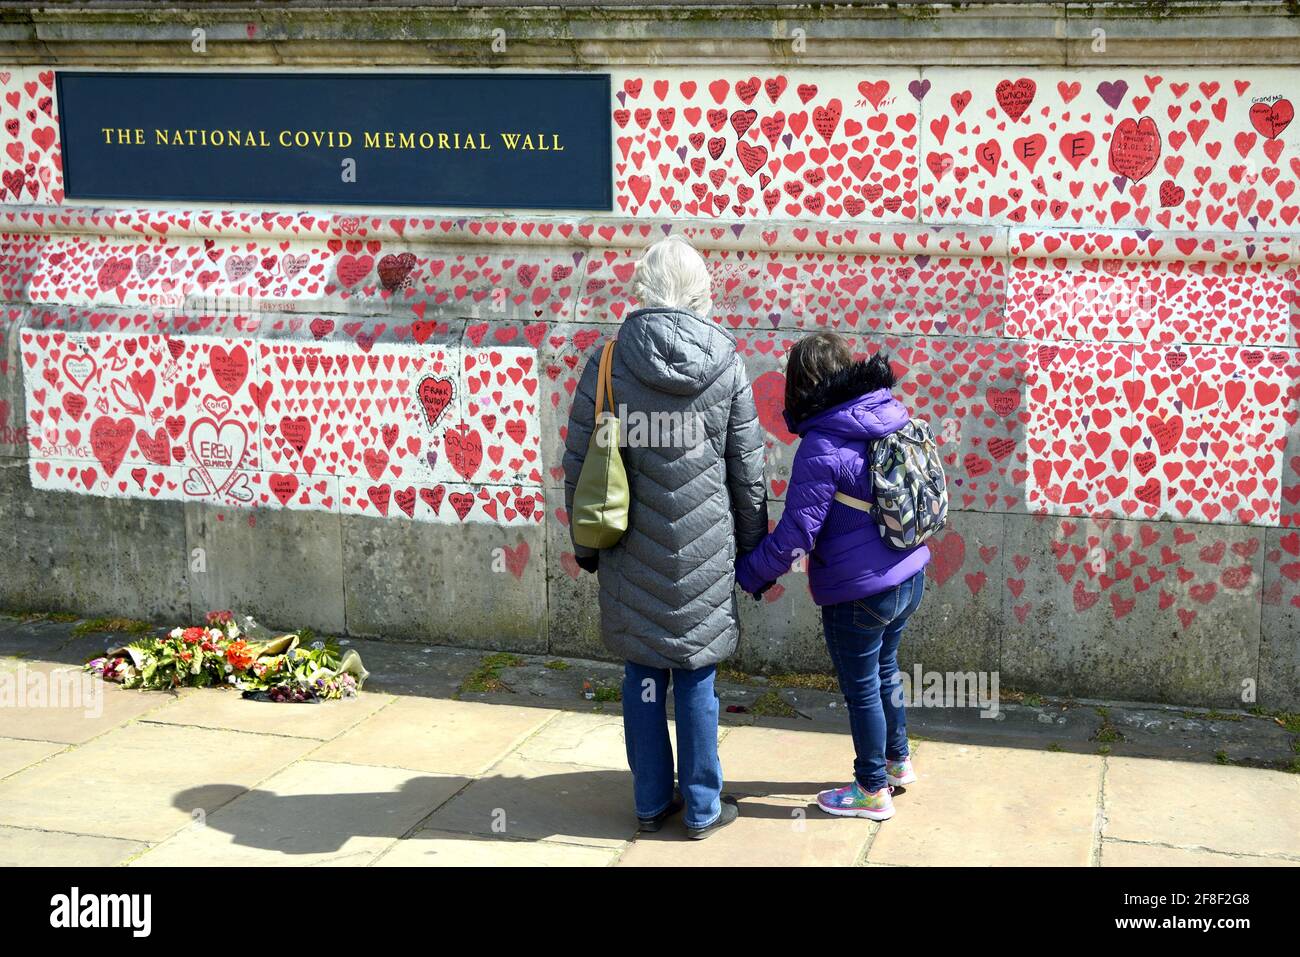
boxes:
[572,339,629,549]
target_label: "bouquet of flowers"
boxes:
[85,611,368,702]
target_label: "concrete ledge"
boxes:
[2,3,1299,68]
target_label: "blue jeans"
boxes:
[622,661,722,829]
[821,570,925,793]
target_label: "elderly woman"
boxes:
[563,236,768,840]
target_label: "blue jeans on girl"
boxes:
[820,569,926,793]
[622,661,722,829]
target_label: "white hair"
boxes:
[632,236,713,317]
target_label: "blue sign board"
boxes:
[56,71,612,210]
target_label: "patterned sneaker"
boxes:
[885,757,917,787]
[816,782,895,820]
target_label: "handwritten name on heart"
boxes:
[89,416,133,477]
[209,345,249,395]
[1108,117,1161,183]
[417,376,454,429]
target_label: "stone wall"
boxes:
[1,3,1299,708]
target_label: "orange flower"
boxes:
[225,640,255,671]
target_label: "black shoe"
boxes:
[637,792,684,832]
[687,795,739,840]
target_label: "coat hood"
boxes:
[786,356,910,439]
[616,307,738,396]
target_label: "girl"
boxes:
[736,332,930,821]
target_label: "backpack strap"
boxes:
[833,490,872,512]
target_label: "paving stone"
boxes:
[376,829,619,867]
[514,711,628,769]
[618,795,871,867]
[716,724,868,798]
[144,687,394,740]
[133,760,464,866]
[0,662,184,744]
[0,736,65,779]
[422,754,636,848]
[865,741,1101,866]
[1100,840,1298,867]
[1103,757,1300,859]
[0,722,314,842]
[313,697,557,774]
[0,825,145,867]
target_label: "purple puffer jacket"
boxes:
[736,360,930,606]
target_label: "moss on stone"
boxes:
[459,651,525,694]
[750,690,797,718]
[70,616,154,639]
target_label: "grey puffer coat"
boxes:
[562,307,768,670]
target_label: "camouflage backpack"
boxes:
[837,419,948,551]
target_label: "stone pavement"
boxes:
[1,618,1297,867]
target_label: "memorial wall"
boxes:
[1,3,1298,709]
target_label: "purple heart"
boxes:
[1248,216,1259,230]
[616,91,626,107]
[731,224,745,238]
[908,79,931,102]
[767,313,781,328]
[782,133,793,148]
[934,321,948,334]
[426,451,439,469]
[1173,400,1184,413]
[572,251,583,266]
[914,255,931,268]
[1113,175,1128,193]
[1082,415,1091,428]
[1135,229,1151,241]
[676,146,687,162]
[1246,243,1256,258]
[1096,80,1128,110]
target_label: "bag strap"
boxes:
[594,339,617,418]
[833,490,873,512]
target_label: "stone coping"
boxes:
[1,3,1299,68]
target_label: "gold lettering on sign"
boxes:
[99,125,566,153]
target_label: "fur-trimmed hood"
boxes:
[784,354,907,437]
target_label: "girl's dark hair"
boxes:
[784,331,853,421]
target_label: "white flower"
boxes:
[169,628,182,639]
